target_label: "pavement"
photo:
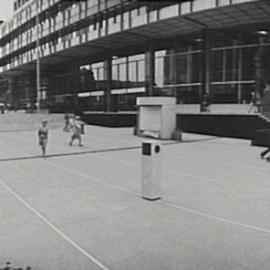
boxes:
[0,125,270,269]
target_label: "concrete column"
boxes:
[8,77,20,110]
[169,49,177,84]
[169,49,178,100]
[7,78,13,108]
[145,50,155,96]
[237,47,242,103]
[200,28,211,111]
[103,58,113,112]
[24,77,31,109]
[67,65,80,114]
[257,38,270,114]
[255,36,267,98]
[262,84,270,114]
[201,28,211,96]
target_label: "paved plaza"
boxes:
[0,125,270,269]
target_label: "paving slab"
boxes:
[0,126,269,269]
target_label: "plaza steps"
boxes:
[0,112,64,132]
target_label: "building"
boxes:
[0,0,270,113]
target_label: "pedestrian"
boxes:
[38,120,49,156]
[68,114,75,131]
[255,92,262,113]
[69,116,83,146]
[2,262,11,270]
[63,112,70,132]
[201,93,211,112]
[248,91,256,113]
[260,147,270,161]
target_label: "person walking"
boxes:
[38,120,49,156]
[63,112,70,132]
[255,92,262,113]
[69,116,83,146]
[260,147,270,161]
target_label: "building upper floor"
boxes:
[13,0,31,12]
[0,0,268,75]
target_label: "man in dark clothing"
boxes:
[260,148,270,161]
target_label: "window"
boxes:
[242,47,255,81]
[212,50,223,81]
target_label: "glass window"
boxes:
[155,57,164,87]
[242,47,255,81]
[176,54,188,84]
[137,60,145,82]
[241,83,255,103]
[99,0,107,11]
[128,62,137,82]
[159,5,178,19]
[232,0,250,4]
[129,54,145,62]
[211,83,238,103]
[218,0,230,6]
[191,52,201,83]
[119,62,127,81]
[98,67,104,80]
[149,10,157,22]
[225,48,239,81]
[181,1,191,14]
[192,0,216,12]
[123,12,130,30]
[112,64,119,80]
[211,50,223,82]
[174,86,200,104]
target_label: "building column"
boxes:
[200,28,211,111]
[237,47,242,104]
[24,76,32,109]
[255,36,267,98]
[104,58,113,111]
[6,78,13,108]
[169,49,178,99]
[7,78,18,109]
[145,50,155,96]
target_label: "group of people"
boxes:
[0,262,31,270]
[38,113,84,157]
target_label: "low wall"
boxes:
[176,104,250,114]
[177,113,270,139]
[81,111,270,140]
[82,112,136,127]
[251,129,270,147]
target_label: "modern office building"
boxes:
[0,0,270,113]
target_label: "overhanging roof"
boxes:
[2,0,270,77]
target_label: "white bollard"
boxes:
[141,140,162,201]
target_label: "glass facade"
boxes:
[0,0,267,112]
[153,42,264,105]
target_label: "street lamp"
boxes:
[36,0,41,112]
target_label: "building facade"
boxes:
[0,0,270,112]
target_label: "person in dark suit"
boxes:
[260,147,270,161]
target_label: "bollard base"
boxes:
[142,196,161,201]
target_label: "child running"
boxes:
[69,116,83,146]
[38,120,49,156]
